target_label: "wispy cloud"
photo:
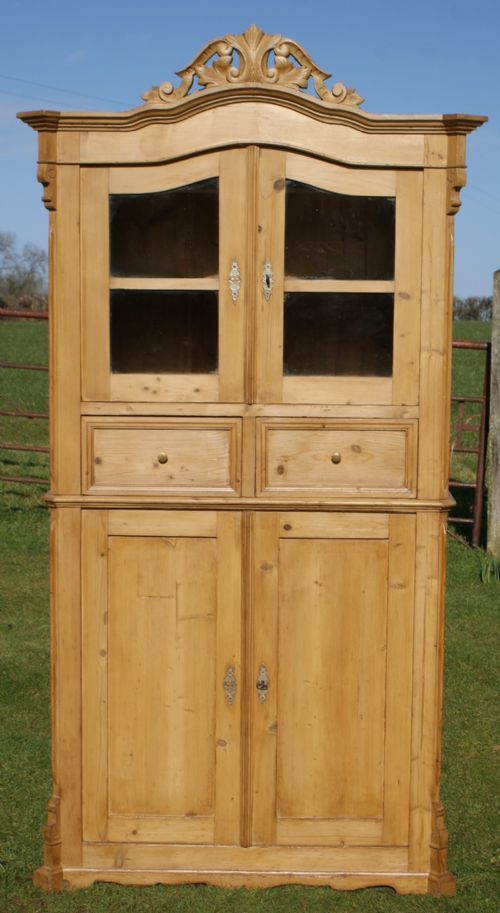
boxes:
[65,50,87,65]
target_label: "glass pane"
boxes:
[284,293,393,376]
[110,290,218,374]
[110,178,218,278]
[285,180,395,280]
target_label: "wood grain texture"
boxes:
[107,534,217,819]
[282,375,392,405]
[110,373,219,403]
[392,171,423,405]
[80,402,419,418]
[250,512,280,845]
[60,867,428,893]
[409,512,447,871]
[108,152,219,193]
[81,168,110,402]
[81,840,409,871]
[73,105,427,167]
[82,510,109,841]
[257,419,416,497]
[50,168,81,491]
[383,514,416,845]
[214,512,243,843]
[254,149,285,402]
[50,509,82,863]
[218,149,247,401]
[418,169,450,498]
[276,536,388,824]
[82,509,244,847]
[286,152,396,195]
[107,509,217,536]
[83,418,241,495]
[279,511,389,538]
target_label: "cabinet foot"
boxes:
[428,800,456,896]
[428,872,457,897]
[32,793,64,892]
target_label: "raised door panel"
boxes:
[82,509,242,845]
[81,150,247,403]
[251,512,415,850]
[254,151,422,406]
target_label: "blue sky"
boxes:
[1,0,498,296]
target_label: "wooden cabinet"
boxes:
[20,24,485,896]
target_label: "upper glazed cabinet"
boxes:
[81,150,420,406]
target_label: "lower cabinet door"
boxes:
[251,511,415,850]
[82,509,242,845]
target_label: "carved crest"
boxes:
[142,25,363,108]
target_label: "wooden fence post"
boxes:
[487,270,500,557]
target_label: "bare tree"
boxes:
[453,296,493,321]
[0,231,47,310]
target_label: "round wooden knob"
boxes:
[158,452,169,464]
[331,452,342,464]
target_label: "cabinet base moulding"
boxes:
[36,867,455,895]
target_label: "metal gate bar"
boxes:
[449,340,491,546]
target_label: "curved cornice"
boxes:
[17,87,486,135]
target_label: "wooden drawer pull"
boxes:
[331,452,342,464]
[157,452,169,464]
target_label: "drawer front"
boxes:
[257,420,417,497]
[83,419,241,495]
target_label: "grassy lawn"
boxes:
[0,319,498,912]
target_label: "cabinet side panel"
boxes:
[383,514,416,844]
[409,512,447,870]
[393,171,422,405]
[418,169,450,498]
[51,167,81,492]
[51,507,82,863]
[82,509,109,841]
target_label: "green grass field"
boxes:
[0,319,498,912]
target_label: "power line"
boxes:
[0,72,126,106]
[468,184,500,206]
[0,87,81,108]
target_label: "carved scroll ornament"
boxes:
[142,24,363,109]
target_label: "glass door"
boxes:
[82,150,247,402]
[254,151,422,405]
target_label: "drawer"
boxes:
[83,418,241,495]
[256,419,417,497]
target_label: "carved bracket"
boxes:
[37,163,57,211]
[447,167,466,215]
[142,25,363,109]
